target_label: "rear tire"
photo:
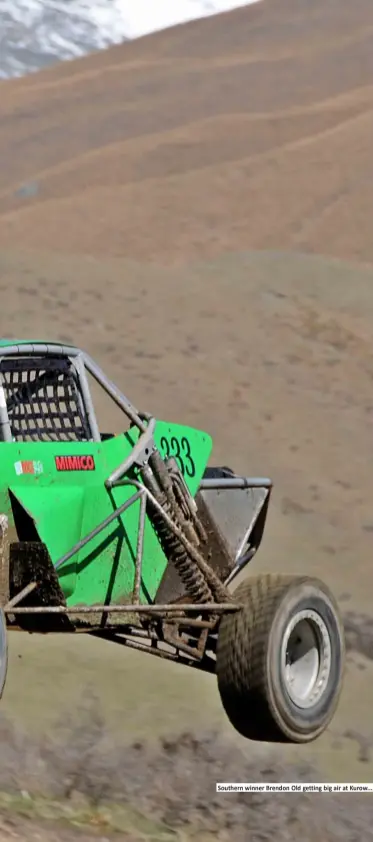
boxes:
[216,574,345,743]
[0,609,8,700]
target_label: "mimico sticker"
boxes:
[55,455,95,472]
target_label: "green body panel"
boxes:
[0,421,213,605]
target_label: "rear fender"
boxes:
[198,471,272,585]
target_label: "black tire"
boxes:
[0,609,8,700]
[216,574,345,743]
[203,466,235,480]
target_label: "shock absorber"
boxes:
[141,461,213,604]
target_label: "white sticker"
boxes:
[14,460,44,476]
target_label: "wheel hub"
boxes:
[281,609,331,709]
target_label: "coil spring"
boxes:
[149,493,213,604]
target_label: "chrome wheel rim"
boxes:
[281,609,331,709]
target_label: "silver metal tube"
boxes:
[72,354,101,442]
[133,492,147,604]
[54,489,144,570]
[0,381,12,442]
[5,581,38,609]
[0,344,80,358]
[0,515,9,603]
[200,477,272,490]
[112,478,230,603]
[7,602,241,615]
[106,418,156,487]
[83,353,147,433]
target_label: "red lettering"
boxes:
[66,456,79,471]
[55,455,95,471]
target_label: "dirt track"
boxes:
[1,0,373,838]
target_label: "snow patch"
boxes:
[0,0,261,78]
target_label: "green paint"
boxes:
[0,340,75,350]
[0,421,212,606]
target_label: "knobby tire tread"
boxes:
[216,574,314,742]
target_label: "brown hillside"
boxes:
[0,0,373,263]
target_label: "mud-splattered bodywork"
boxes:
[0,341,271,611]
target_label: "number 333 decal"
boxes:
[159,435,196,478]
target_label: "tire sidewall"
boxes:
[0,608,8,699]
[266,582,345,741]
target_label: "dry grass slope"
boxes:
[0,696,372,841]
[0,0,373,262]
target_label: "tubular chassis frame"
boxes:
[0,343,272,674]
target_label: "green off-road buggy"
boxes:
[0,340,345,743]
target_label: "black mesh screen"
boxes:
[0,357,91,442]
